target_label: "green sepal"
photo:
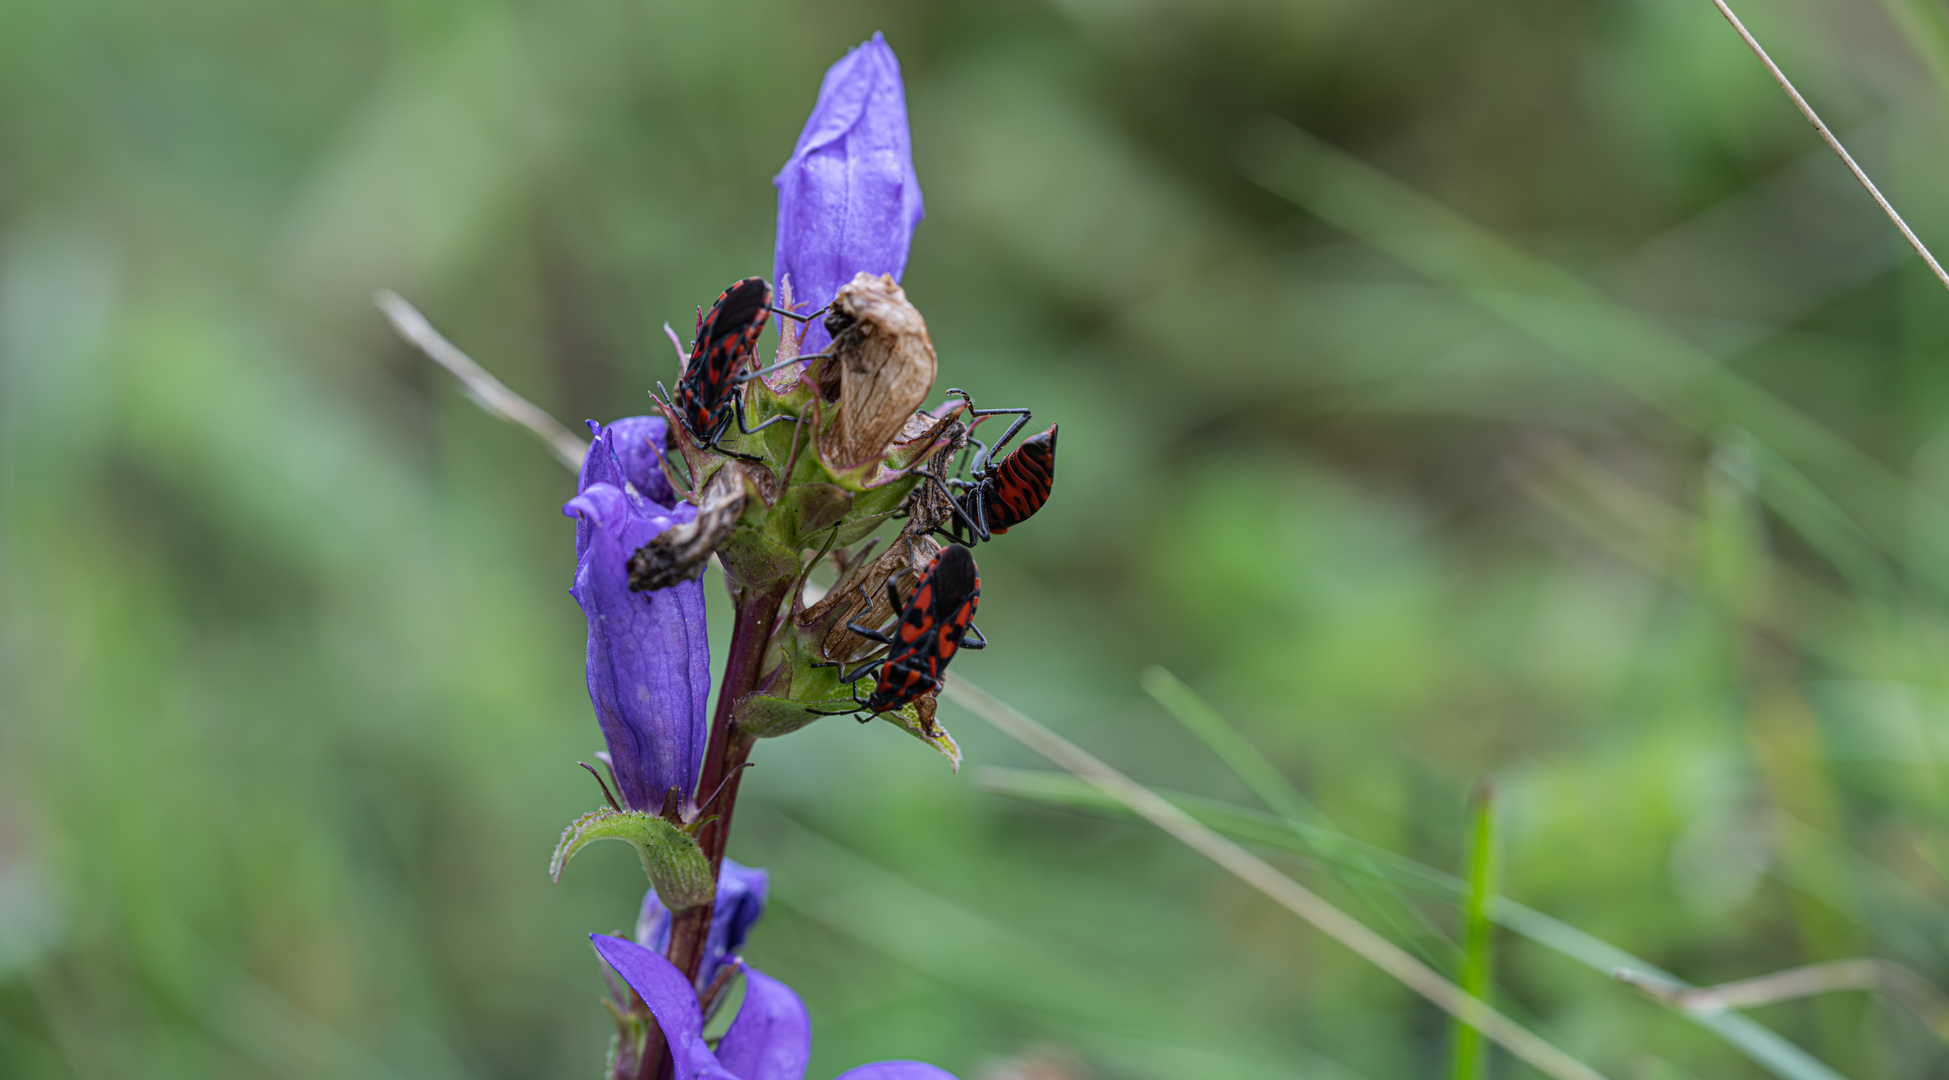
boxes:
[777,483,854,543]
[549,808,715,910]
[716,524,800,592]
[734,693,826,738]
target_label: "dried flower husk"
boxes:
[628,463,748,592]
[897,420,968,535]
[819,272,936,468]
[799,531,942,663]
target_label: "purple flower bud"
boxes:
[773,32,925,357]
[635,859,769,992]
[592,934,959,1080]
[565,419,711,814]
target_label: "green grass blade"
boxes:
[1450,781,1496,1080]
[1140,665,1318,824]
[951,678,1611,1080]
[1140,666,1461,974]
[977,766,1845,1080]
[1235,116,1925,586]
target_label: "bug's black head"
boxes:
[822,303,856,341]
[932,544,979,606]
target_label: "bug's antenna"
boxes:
[1708,0,1949,293]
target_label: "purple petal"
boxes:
[773,32,924,356]
[831,1064,959,1080]
[590,935,736,1080]
[716,966,811,1080]
[567,484,710,812]
[578,417,677,557]
[636,860,771,991]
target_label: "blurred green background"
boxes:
[6,0,1949,1076]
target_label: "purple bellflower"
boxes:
[565,417,712,815]
[773,32,925,357]
[593,934,959,1080]
[637,859,770,991]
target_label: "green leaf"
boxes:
[880,698,960,771]
[549,809,714,910]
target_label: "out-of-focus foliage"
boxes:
[4,0,1949,1077]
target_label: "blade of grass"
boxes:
[1141,665,1460,974]
[973,765,1846,1080]
[1452,781,1496,1080]
[1235,117,1928,578]
[1140,665,1317,823]
[745,806,1375,1080]
[944,675,1613,1080]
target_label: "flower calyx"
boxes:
[550,807,716,912]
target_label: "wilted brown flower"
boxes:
[627,463,748,592]
[799,531,942,663]
[820,272,937,467]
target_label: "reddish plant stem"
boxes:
[637,582,787,1080]
[671,579,790,982]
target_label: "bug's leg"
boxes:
[734,393,796,436]
[960,623,988,650]
[972,411,1030,469]
[943,389,1031,470]
[699,407,732,452]
[957,437,988,481]
[735,352,832,385]
[851,686,879,723]
[844,621,897,647]
[973,487,994,543]
[699,398,765,462]
[915,469,987,542]
[804,677,877,717]
[768,304,830,323]
[835,659,885,686]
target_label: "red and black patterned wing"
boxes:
[867,545,980,712]
[676,277,772,437]
[983,424,1057,533]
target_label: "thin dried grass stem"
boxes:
[943,674,1612,1080]
[1709,0,1949,293]
[1617,960,1949,1040]
[375,289,590,470]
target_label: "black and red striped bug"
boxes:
[661,277,819,451]
[662,278,771,449]
[806,544,985,721]
[925,389,1058,544]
